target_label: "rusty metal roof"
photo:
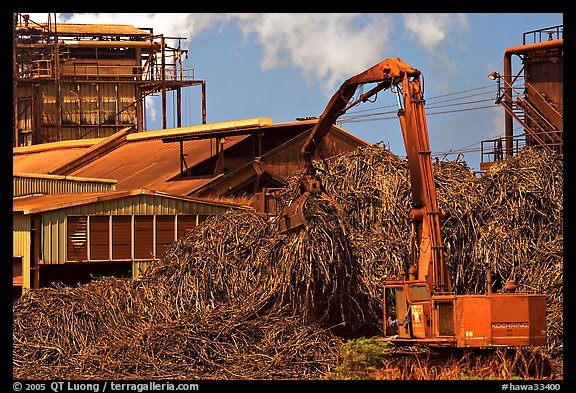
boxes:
[67,135,249,195]
[12,118,367,198]
[13,188,247,215]
[13,139,99,174]
[19,22,153,37]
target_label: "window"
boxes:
[112,216,132,260]
[134,215,153,260]
[156,215,175,258]
[90,216,110,260]
[67,216,88,262]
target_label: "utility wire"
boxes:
[340,103,499,124]
[336,84,506,166]
[339,85,498,124]
[341,84,495,118]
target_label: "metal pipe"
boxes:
[201,80,207,124]
[177,87,182,127]
[503,39,563,158]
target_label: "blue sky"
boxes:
[30,13,563,172]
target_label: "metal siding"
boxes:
[40,85,57,125]
[13,213,31,289]
[80,84,99,125]
[150,196,159,214]
[144,195,154,215]
[118,84,137,124]
[100,84,117,126]
[131,196,141,214]
[526,58,563,107]
[111,199,119,215]
[25,196,239,269]
[62,83,80,125]
[123,198,132,214]
[107,199,116,215]
[13,176,115,197]
[58,215,67,263]
[39,211,65,265]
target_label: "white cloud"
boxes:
[403,13,468,50]
[230,13,395,96]
[23,13,227,41]
[145,96,157,125]
[401,13,469,75]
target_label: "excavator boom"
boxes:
[279,57,547,348]
[280,57,449,293]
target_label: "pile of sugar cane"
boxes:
[309,144,562,354]
[13,144,562,380]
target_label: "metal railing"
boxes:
[493,75,561,149]
[481,135,524,165]
[17,57,196,82]
[523,24,563,45]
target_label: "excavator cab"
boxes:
[382,270,547,347]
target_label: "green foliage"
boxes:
[460,372,524,380]
[331,337,392,379]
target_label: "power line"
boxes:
[339,84,498,124]
[334,84,509,167]
[341,84,496,118]
[339,103,499,124]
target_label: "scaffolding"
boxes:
[13,13,207,146]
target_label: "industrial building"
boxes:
[480,24,563,170]
[13,183,247,298]
[11,14,364,297]
[12,118,367,297]
[13,13,205,146]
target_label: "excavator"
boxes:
[278,57,547,348]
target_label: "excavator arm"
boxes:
[301,58,418,176]
[279,57,451,293]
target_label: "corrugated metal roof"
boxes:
[67,135,249,194]
[12,118,368,198]
[23,22,153,37]
[13,148,93,174]
[13,188,246,215]
[13,139,102,174]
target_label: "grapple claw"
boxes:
[277,191,310,234]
